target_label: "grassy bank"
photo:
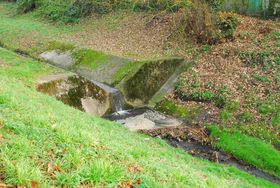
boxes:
[155,100,280,178]
[0,2,175,59]
[0,47,278,187]
[208,126,280,179]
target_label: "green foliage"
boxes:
[132,0,190,11]
[257,97,279,116]
[15,0,38,13]
[273,31,280,47]
[182,1,239,44]
[217,12,240,39]
[14,0,192,23]
[220,110,233,123]
[239,50,279,69]
[208,125,280,178]
[36,0,89,23]
[225,100,239,112]
[200,44,212,53]
[182,0,221,44]
[206,0,224,11]
[240,112,253,123]
[178,91,226,108]
[253,74,268,82]
[16,0,114,23]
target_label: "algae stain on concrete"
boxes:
[119,58,184,106]
[36,74,112,116]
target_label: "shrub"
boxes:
[182,0,221,44]
[206,0,224,11]
[37,0,115,23]
[217,12,240,39]
[132,0,190,11]
[16,0,114,22]
[16,0,39,13]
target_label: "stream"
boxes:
[107,107,280,185]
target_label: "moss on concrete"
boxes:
[155,99,202,122]
[112,60,145,86]
[121,58,184,105]
[72,48,111,70]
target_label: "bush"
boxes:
[16,0,114,22]
[132,0,190,11]
[206,0,224,11]
[217,12,240,39]
[182,0,221,44]
[16,0,39,13]
[15,0,193,22]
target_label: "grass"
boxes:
[0,3,138,58]
[0,47,278,187]
[208,125,280,179]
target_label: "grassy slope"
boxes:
[0,48,278,187]
[0,3,168,60]
[0,3,74,56]
[0,2,280,186]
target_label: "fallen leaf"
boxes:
[54,165,61,172]
[31,180,39,188]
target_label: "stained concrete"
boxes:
[40,51,75,68]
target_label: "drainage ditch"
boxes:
[2,46,279,185]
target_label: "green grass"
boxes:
[0,3,74,56]
[208,125,280,179]
[0,48,278,187]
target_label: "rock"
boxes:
[123,115,156,131]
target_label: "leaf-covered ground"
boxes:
[173,16,280,146]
